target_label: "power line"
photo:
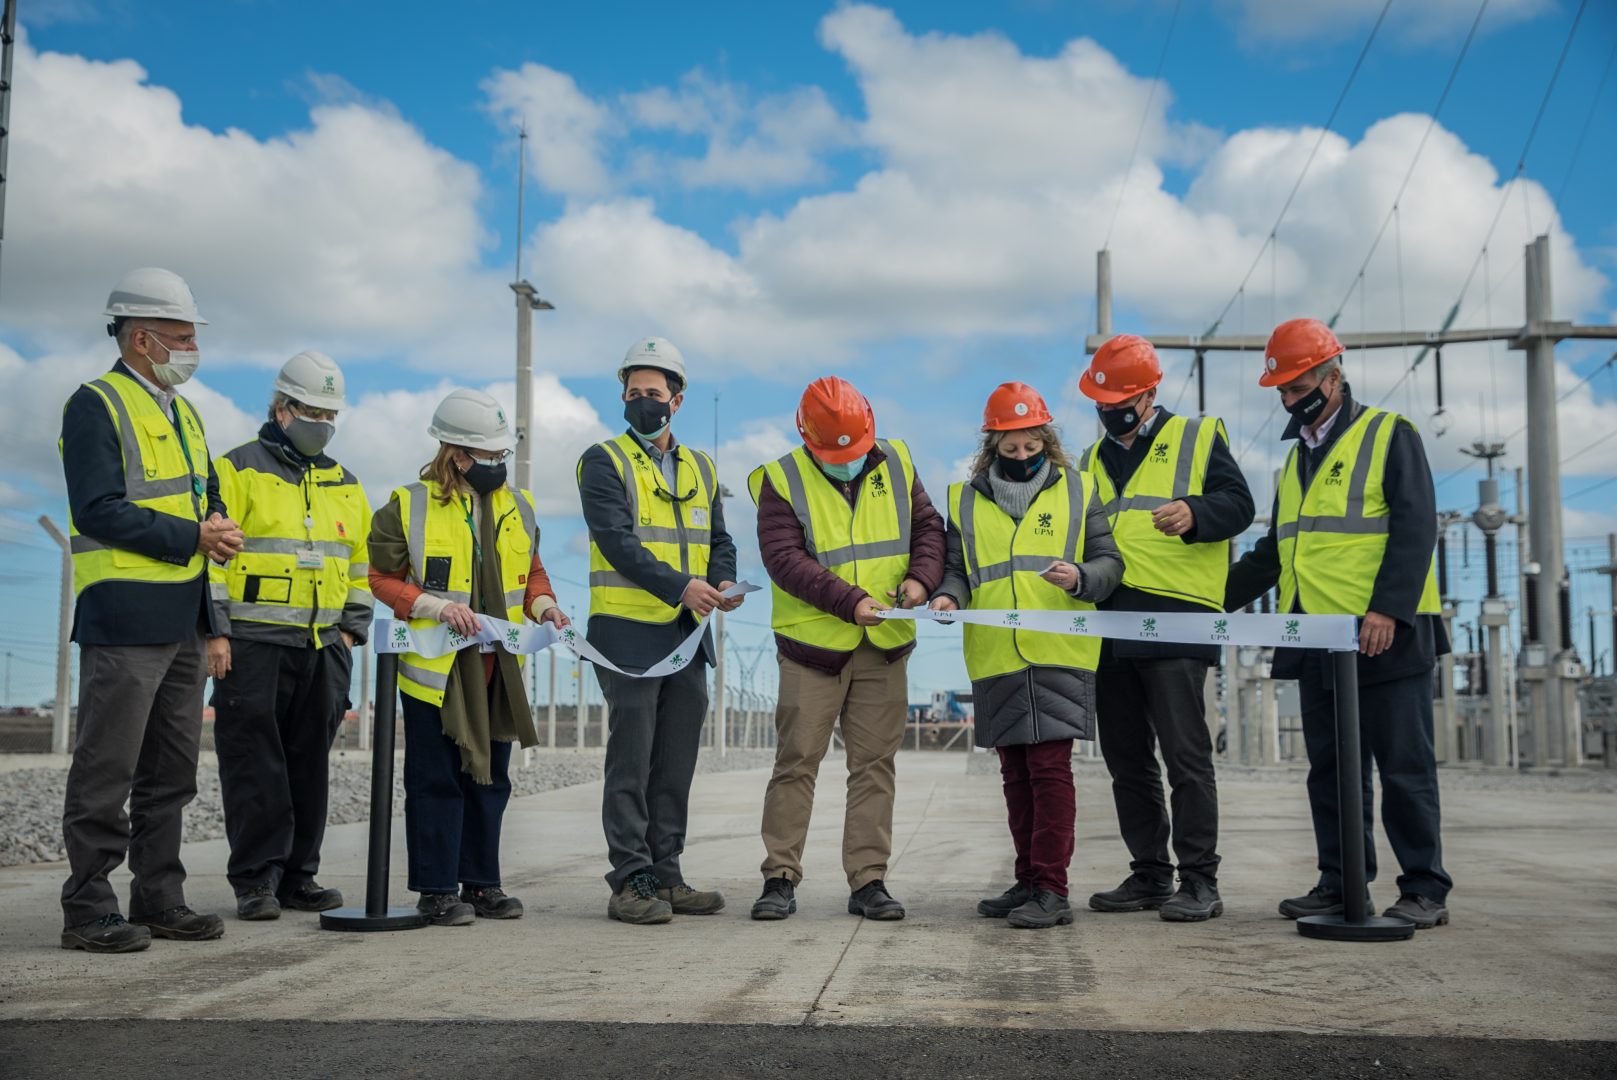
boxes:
[1102,0,1181,252]
[1553,35,1617,208]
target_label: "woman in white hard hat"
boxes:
[368,388,568,926]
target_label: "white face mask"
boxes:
[143,331,200,387]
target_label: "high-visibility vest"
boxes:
[747,440,918,652]
[62,371,210,597]
[1276,405,1441,617]
[948,468,1100,681]
[393,480,536,707]
[581,432,715,624]
[1083,414,1230,612]
[209,442,371,646]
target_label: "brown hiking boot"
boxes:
[657,882,725,915]
[608,872,673,925]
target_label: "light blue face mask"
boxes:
[821,454,867,482]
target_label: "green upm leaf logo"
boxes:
[1285,619,1301,635]
[1071,615,1088,632]
[505,628,521,649]
[1213,619,1228,634]
[391,625,409,645]
[669,653,687,668]
[447,629,465,648]
[1142,617,1157,633]
[1003,612,1021,626]
[563,627,577,644]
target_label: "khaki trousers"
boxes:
[760,644,908,890]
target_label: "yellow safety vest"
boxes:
[1276,405,1441,617]
[581,432,715,624]
[209,443,372,646]
[747,440,918,652]
[63,371,210,597]
[948,469,1100,681]
[1083,414,1229,612]
[393,480,536,707]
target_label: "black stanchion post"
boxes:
[1297,649,1413,942]
[322,652,427,932]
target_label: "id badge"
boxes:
[689,506,709,528]
[295,546,324,570]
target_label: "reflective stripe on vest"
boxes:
[1083,414,1230,611]
[746,439,917,652]
[62,372,209,596]
[582,433,715,624]
[1276,406,1441,617]
[395,480,535,706]
[949,469,1100,681]
[208,449,372,643]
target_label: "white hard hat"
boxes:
[427,388,516,452]
[275,350,347,412]
[618,336,687,389]
[104,267,208,325]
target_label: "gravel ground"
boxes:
[0,748,776,869]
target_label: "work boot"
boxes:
[416,892,475,927]
[1159,877,1224,922]
[1277,885,1372,920]
[848,879,905,921]
[1383,893,1449,929]
[1007,890,1074,929]
[608,872,673,925]
[130,905,225,941]
[750,876,796,921]
[60,913,152,953]
[977,881,1033,918]
[657,882,725,915]
[461,886,524,920]
[1088,873,1175,912]
[279,882,343,913]
[236,885,281,921]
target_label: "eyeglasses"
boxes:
[463,449,513,464]
[143,327,198,348]
[290,403,339,423]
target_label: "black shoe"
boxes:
[977,882,1033,918]
[1277,885,1372,920]
[280,882,343,913]
[236,885,281,921]
[848,879,905,921]
[461,886,524,920]
[1088,873,1175,912]
[417,892,475,926]
[60,913,152,953]
[1160,878,1224,922]
[1007,890,1074,929]
[751,876,797,921]
[1383,893,1449,929]
[129,905,225,941]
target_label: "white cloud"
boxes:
[1223,0,1553,46]
[482,63,617,197]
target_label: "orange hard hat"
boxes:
[982,382,1053,431]
[1079,334,1162,404]
[797,376,875,464]
[1259,318,1344,387]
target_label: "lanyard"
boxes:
[460,495,482,562]
[168,401,206,509]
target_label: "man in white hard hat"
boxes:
[576,337,742,924]
[57,268,244,953]
[208,351,374,921]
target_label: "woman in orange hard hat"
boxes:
[747,377,946,922]
[931,382,1123,929]
[1228,318,1452,930]
[1076,334,1254,924]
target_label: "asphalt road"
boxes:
[5,1019,1615,1079]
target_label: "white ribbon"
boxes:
[374,581,762,678]
[878,606,1359,652]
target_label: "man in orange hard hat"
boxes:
[1077,334,1254,923]
[1227,318,1452,930]
[746,377,945,921]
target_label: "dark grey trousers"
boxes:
[598,663,708,893]
[61,636,206,926]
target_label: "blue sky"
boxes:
[2,0,1615,705]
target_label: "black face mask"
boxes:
[998,453,1045,483]
[1096,403,1142,439]
[462,460,506,495]
[1284,381,1332,425]
[624,397,672,438]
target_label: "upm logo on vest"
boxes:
[1210,618,1230,642]
[1325,460,1345,486]
[1140,616,1159,639]
[1282,618,1303,643]
[1034,510,1055,537]
[870,473,888,498]
[1070,614,1088,633]
[505,627,521,650]
[1152,442,1170,462]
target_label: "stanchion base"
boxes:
[1296,914,1415,942]
[319,906,427,932]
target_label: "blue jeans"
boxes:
[401,692,512,894]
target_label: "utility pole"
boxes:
[38,516,73,755]
[3,650,10,708]
[1473,475,1512,766]
[0,0,17,297]
[1089,236,1617,771]
[509,122,555,498]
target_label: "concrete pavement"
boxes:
[1,752,1613,1040]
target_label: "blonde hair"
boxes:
[968,423,1073,479]
[420,444,472,505]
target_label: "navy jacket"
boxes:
[60,360,227,646]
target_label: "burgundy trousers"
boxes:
[996,740,1077,896]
